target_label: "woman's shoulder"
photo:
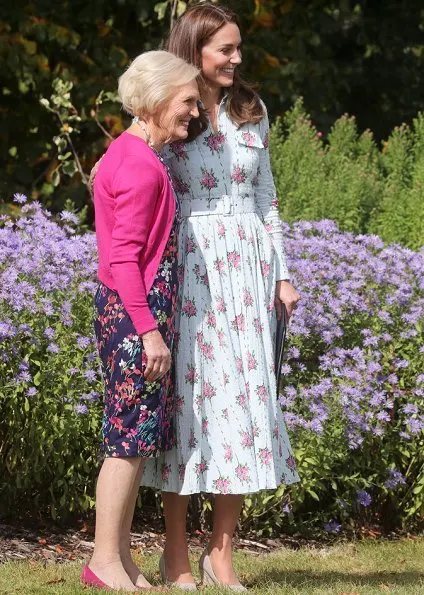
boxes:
[113,131,157,158]
[99,133,163,189]
[114,133,164,170]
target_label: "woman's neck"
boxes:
[127,117,164,152]
[201,86,225,134]
[201,85,224,110]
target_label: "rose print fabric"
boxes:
[93,213,179,458]
[142,96,299,492]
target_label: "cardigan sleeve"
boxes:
[254,104,290,281]
[109,155,162,335]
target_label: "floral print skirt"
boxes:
[142,211,299,492]
[94,236,178,458]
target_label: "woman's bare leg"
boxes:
[119,461,153,588]
[88,456,149,590]
[161,491,194,583]
[207,494,244,584]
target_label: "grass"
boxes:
[1,538,424,594]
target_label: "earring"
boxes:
[132,116,153,147]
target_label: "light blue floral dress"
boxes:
[142,97,299,494]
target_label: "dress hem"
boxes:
[141,475,300,495]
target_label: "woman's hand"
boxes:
[141,329,171,383]
[275,280,301,319]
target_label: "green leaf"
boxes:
[51,168,61,187]
[62,160,78,176]
[176,1,187,17]
[306,488,320,501]
[154,1,169,20]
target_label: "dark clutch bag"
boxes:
[275,304,288,397]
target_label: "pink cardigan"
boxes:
[94,131,176,335]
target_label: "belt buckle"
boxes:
[181,201,191,217]
[222,195,232,216]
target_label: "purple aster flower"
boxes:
[59,211,80,225]
[324,520,341,533]
[384,469,406,490]
[17,371,31,383]
[403,404,418,415]
[47,342,60,354]
[363,335,379,347]
[0,321,16,338]
[84,369,97,382]
[406,418,424,434]
[18,323,32,335]
[356,489,372,507]
[74,403,88,415]
[376,411,391,422]
[77,336,91,349]
[288,347,300,359]
[26,387,38,397]
[13,192,27,204]
[372,426,384,436]
[381,332,392,342]
[44,327,55,340]
[394,359,409,369]
[281,363,292,375]
[369,392,386,407]
[348,434,364,449]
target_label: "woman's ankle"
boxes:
[89,552,122,568]
[208,541,233,557]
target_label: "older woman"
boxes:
[81,50,199,592]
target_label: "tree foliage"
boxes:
[0,0,423,205]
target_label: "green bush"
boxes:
[369,114,424,249]
[270,100,424,250]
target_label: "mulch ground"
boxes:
[0,520,318,565]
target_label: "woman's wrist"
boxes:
[141,328,160,339]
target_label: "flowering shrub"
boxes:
[1,199,423,532]
[0,196,102,519]
[243,220,424,534]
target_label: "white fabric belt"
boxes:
[180,195,256,218]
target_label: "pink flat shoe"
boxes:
[81,564,111,590]
[81,564,168,592]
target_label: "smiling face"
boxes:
[155,79,200,143]
[200,23,242,89]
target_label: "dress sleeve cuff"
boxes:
[275,251,290,282]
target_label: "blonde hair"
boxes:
[118,50,199,117]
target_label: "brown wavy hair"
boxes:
[166,2,265,141]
